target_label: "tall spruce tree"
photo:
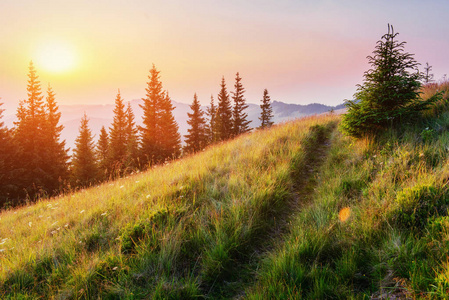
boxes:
[341,24,436,138]
[109,90,128,175]
[232,72,251,136]
[206,95,218,144]
[96,126,109,180]
[216,77,233,141]
[140,65,163,166]
[13,61,48,198]
[43,84,69,193]
[184,93,207,153]
[125,102,140,170]
[0,101,17,205]
[158,92,181,161]
[71,113,98,187]
[259,89,274,129]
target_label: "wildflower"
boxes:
[0,241,6,245]
[80,210,85,214]
[120,185,125,189]
[112,267,118,271]
[56,227,61,231]
[51,230,57,235]
[101,212,107,216]
[0,249,5,252]
[51,221,58,226]
[28,222,32,227]
[419,152,425,158]
[146,194,151,199]
[64,224,69,228]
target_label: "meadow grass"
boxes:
[244,108,449,298]
[3,96,449,299]
[0,114,338,299]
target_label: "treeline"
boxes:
[0,63,274,207]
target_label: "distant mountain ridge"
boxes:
[4,99,345,150]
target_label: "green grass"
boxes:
[0,114,338,299]
[3,83,449,298]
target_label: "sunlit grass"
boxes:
[245,109,449,299]
[0,114,338,298]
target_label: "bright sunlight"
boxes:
[35,41,77,73]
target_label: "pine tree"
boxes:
[140,65,164,166]
[13,61,48,199]
[96,126,109,180]
[125,102,140,170]
[232,72,251,136]
[216,77,233,141]
[108,90,128,175]
[423,62,434,84]
[158,92,181,161]
[71,113,98,187]
[341,25,436,138]
[184,93,208,153]
[206,95,218,144]
[0,101,18,205]
[259,89,274,129]
[43,84,69,193]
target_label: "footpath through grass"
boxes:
[245,109,449,299]
[0,114,338,299]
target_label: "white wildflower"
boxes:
[101,212,107,216]
[120,185,124,189]
[80,210,85,214]
[28,222,32,227]
[112,267,118,271]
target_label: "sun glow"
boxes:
[35,41,78,73]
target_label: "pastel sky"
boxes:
[1,0,448,113]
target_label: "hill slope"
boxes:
[2,107,449,298]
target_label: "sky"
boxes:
[1,0,449,114]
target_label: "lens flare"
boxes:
[339,207,351,222]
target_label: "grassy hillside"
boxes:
[0,113,337,298]
[2,82,449,298]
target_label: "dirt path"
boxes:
[215,123,336,299]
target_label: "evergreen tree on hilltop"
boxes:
[259,89,274,129]
[216,77,233,141]
[206,95,218,144]
[109,90,128,175]
[13,61,48,199]
[140,65,164,166]
[341,25,438,138]
[0,101,18,205]
[125,102,140,170]
[43,84,69,193]
[232,72,251,136]
[96,126,109,180]
[71,113,98,187]
[184,93,207,153]
[158,92,181,161]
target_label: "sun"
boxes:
[35,41,77,73]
